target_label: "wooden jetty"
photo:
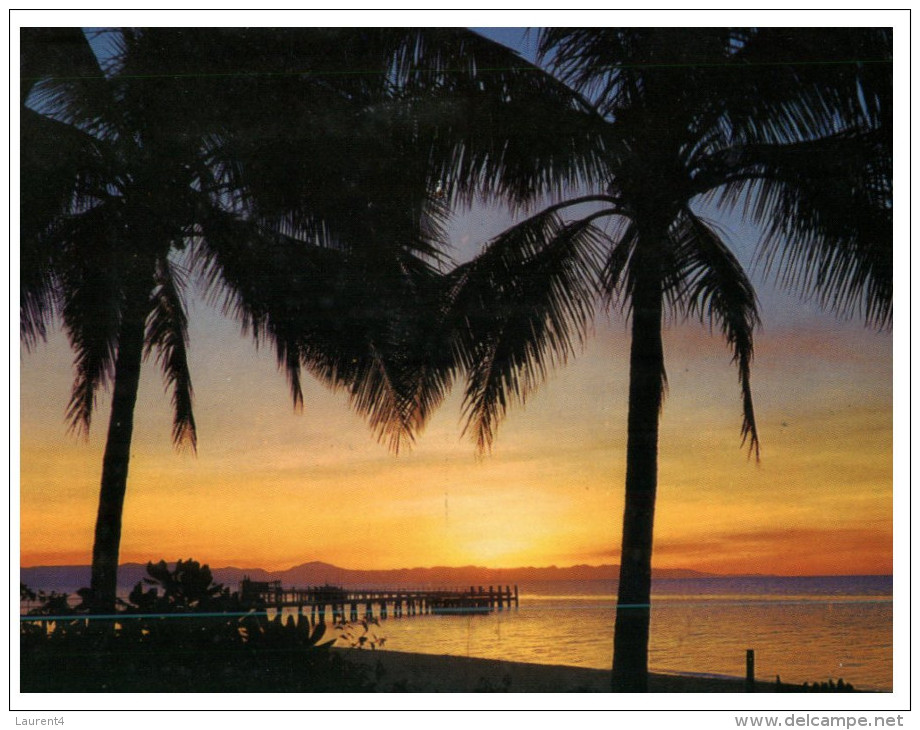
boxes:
[240,579,519,622]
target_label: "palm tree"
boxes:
[410,28,891,691]
[20,27,454,613]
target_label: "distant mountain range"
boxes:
[20,560,719,595]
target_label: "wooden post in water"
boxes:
[746,649,755,692]
[514,585,519,608]
[488,585,494,609]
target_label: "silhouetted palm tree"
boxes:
[412,28,891,690]
[20,28,453,613]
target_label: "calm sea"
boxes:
[330,576,892,691]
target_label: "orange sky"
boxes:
[18,254,893,575]
[15,24,898,583]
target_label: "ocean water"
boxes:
[330,576,893,691]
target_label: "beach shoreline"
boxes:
[334,647,785,693]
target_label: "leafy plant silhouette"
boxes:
[337,618,386,650]
[21,558,375,691]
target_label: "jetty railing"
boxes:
[240,580,519,622]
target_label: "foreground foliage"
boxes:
[21,628,373,692]
[20,560,373,692]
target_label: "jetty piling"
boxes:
[239,579,519,622]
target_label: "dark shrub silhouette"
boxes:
[20,558,373,691]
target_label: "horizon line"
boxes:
[18,560,894,579]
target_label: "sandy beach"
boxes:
[336,648,776,693]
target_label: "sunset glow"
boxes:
[16,24,894,583]
[14,16,906,710]
[19,284,892,575]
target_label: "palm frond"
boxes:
[672,209,761,459]
[56,204,127,435]
[20,108,105,349]
[448,206,611,451]
[540,28,738,120]
[27,38,122,141]
[599,219,638,310]
[705,129,891,327]
[291,246,456,453]
[115,28,434,248]
[599,213,684,362]
[387,28,610,211]
[192,205,449,452]
[723,28,891,145]
[20,28,109,350]
[20,28,104,106]
[344,252,457,452]
[191,206,320,408]
[145,256,197,451]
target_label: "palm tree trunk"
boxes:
[89,295,147,614]
[611,231,665,692]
